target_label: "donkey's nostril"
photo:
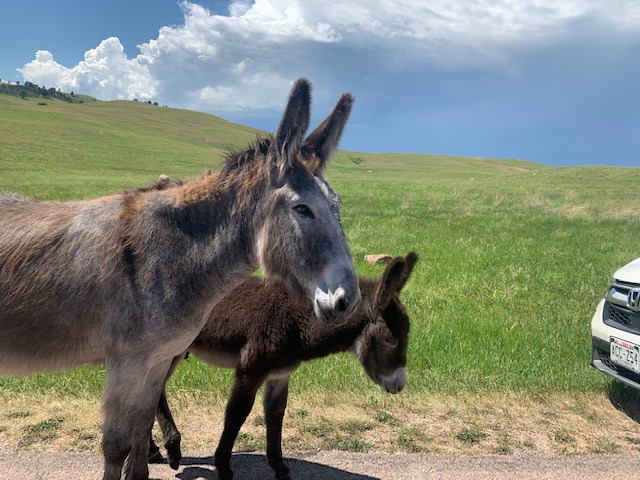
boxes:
[335,297,348,313]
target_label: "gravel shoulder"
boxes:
[3,450,640,480]
[4,389,640,479]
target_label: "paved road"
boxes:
[2,451,640,479]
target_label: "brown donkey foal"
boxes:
[151,252,418,480]
[0,78,361,480]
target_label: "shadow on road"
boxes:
[170,453,378,480]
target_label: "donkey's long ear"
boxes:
[396,251,419,294]
[271,78,312,184]
[302,91,354,175]
[375,257,407,311]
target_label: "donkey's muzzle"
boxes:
[314,285,361,325]
[379,367,407,394]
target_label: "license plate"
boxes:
[610,336,640,373]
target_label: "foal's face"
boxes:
[257,165,360,325]
[358,299,409,394]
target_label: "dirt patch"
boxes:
[2,390,640,458]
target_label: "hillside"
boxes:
[0,80,97,104]
[3,91,637,218]
[0,94,263,199]
[0,92,551,196]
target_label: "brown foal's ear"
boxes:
[375,257,407,311]
[301,91,354,176]
[396,251,419,294]
[270,77,312,185]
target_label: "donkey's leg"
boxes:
[155,388,180,468]
[263,376,292,480]
[148,434,162,463]
[155,354,185,469]
[102,357,152,480]
[123,358,174,480]
[214,372,265,480]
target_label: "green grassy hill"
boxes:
[0,94,260,199]
[0,93,548,196]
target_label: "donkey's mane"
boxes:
[124,134,318,206]
[127,176,185,195]
[220,137,273,178]
[119,138,273,208]
[220,135,320,181]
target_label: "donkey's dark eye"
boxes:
[293,204,315,219]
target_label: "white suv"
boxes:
[591,257,640,390]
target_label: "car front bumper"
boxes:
[591,298,640,391]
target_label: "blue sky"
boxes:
[1,1,638,167]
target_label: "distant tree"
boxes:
[153,102,158,106]
[0,79,77,103]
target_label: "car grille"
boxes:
[605,302,637,327]
[604,280,640,333]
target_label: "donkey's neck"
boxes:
[126,172,262,317]
[176,172,261,274]
[174,174,259,262]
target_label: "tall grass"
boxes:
[1,95,639,400]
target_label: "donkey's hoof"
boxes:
[216,466,234,480]
[274,464,291,480]
[165,437,182,470]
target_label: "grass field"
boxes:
[1,93,640,456]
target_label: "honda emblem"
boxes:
[628,288,640,311]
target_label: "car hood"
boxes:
[614,257,640,284]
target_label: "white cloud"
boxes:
[195,71,292,111]
[16,0,640,114]
[19,37,157,100]
[17,50,69,89]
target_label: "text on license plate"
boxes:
[610,336,640,374]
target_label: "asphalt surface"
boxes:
[3,450,640,479]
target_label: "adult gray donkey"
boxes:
[0,77,361,480]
